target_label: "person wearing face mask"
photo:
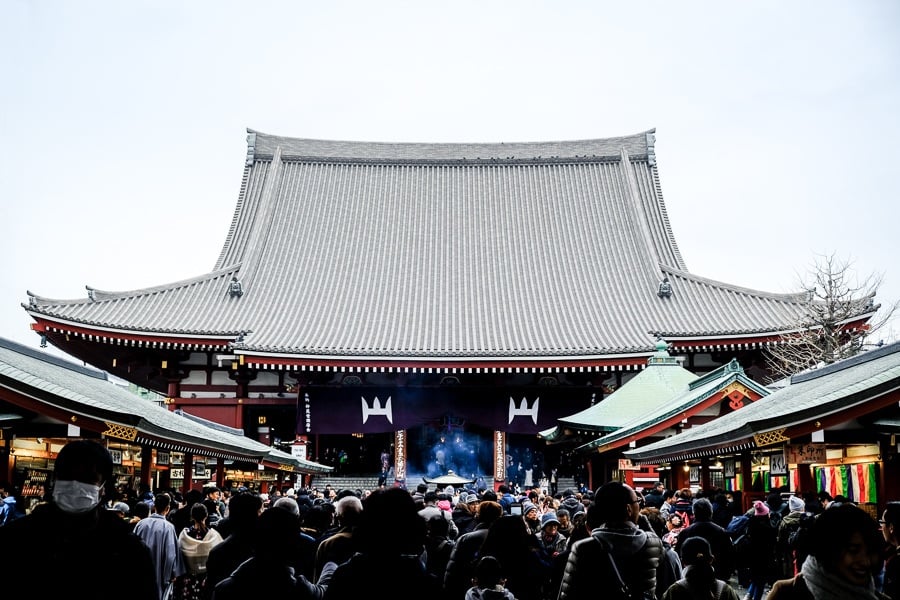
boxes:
[0,439,157,600]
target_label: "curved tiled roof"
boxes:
[553,348,698,434]
[0,337,331,473]
[24,129,847,365]
[624,341,900,463]
[578,359,770,452]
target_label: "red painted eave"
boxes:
[595,386,765,454]
[30,319,234,349]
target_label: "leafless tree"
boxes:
[764,253,897,381]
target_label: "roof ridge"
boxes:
[244,128,657,162]
[791,340,900,384]
[25,266,241,307]
[661,265,809,301]
[246,127,657,148]
[0,335,107,380]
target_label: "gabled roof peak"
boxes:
[689,358,745,390]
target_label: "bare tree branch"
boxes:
[764,252,897,381]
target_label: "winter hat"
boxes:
[561,497,581,513]
[788,495,805,513]
[540,513,560,529]
[753,500,770,516]
[437,499,452,512]
[444,485,455,496]
[464,493,479,504]
[522,501,538,516]
[108,501,130,515]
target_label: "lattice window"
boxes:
[753,428,788,447]
[103,422,138,441]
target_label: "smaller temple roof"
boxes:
[624,341,900,463]
[0,337,331,474]
[577,358,770,453]
[540,341,698,441]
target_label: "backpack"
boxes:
[726,514,749,539]
[787,513,815,551]
[674,510,691,528]
[0,498,21,526]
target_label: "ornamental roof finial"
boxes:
[657,276,672,298]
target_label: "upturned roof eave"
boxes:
[579,371,767,453]
[624,344,900,462]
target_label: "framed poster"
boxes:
[157,451,170,466]
[689,465,700,483]
[109,449,122,465]
[769,450,787,476]
[723,458,736,478]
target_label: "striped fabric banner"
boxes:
[814,464,878,503]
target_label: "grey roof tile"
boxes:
[0,337,331,472]
[25,130,855,363]
[625,341,900,461]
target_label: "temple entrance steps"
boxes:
[305,475,580,496]
[555,477,577,494]
[308,475,381,493]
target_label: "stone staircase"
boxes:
[308,475,381,492]
[307,474,580,495]
[556,476,577,494]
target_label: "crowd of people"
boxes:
[0,439,897,600]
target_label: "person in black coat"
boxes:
[212,503,333,600]
[745,501,779,600]
[478,515,552,600]
[323,487,442,599]
[444,500,505,599]
[203,492,262,600]
[645,482,666,509]
[673,497,735,583]
[0,440,157,600]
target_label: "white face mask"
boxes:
[53,479,102,514]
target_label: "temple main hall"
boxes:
[24,129,874,485]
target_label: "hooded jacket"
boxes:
[558,522,663,600]
[179,527,224,574]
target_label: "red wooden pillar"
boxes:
[740,453,754,513]
[216,457,226,489]
[700,457,711,491]
[797,464,815,496]
[183,451,194,492]
[140,444,153,489]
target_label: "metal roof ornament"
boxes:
[646,130,657,167]
[657,276,672,298]
[245,132,257,166]
[229,276,244,298]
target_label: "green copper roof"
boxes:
[554,345,698,433]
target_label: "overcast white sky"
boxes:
[2,1,899,361]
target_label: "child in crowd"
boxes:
[466,555,518,600]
